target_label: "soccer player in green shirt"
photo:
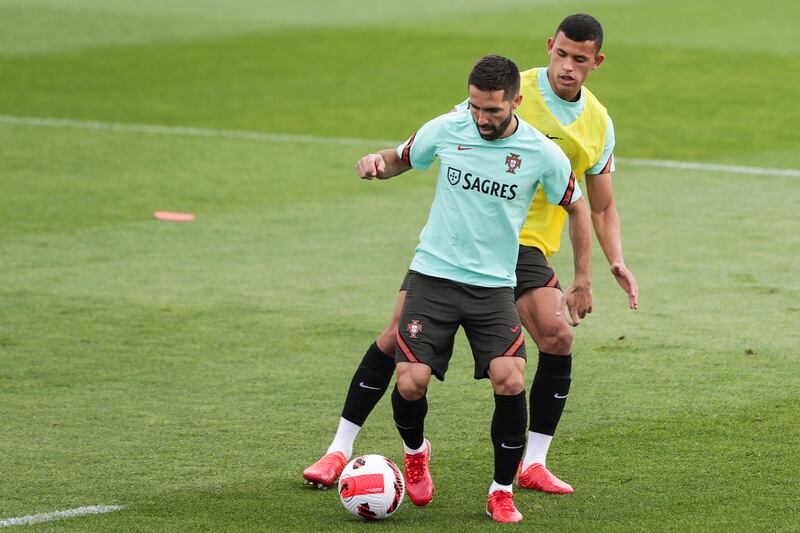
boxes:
[304,14,638,500]
[344,55,591,523]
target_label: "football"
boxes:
[337,455,405,520]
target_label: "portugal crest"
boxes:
[447,166,462,186]
[505,153,522,174]
[407,320,423,339]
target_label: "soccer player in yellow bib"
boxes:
[304,13,638,494]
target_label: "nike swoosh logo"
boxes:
[359,382,382,390]
[500,443,524,449]
[395,422,415,430]
[554,393,568,399]
[457,145,472,151]
[511,325,520,333]
[545,134,562,141]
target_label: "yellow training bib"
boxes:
[517,68,609,256]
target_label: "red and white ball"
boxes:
[338,454,405,520]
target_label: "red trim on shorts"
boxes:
[400,132,417,166]
[503,331,525,356]
[599,154,614,174]
[546,272,559,287]
[396,332,419,363]
[558,172,577,206]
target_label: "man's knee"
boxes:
[396,377,426,400]
[537,321,573,355]
[493,372,526,396]
[395,362,429,400]
[516,287,573,355]
[489,358,526,396]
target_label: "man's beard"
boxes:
[476,112,515,141]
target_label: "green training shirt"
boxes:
[396,107,580,287]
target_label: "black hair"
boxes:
[467,54,520,101]
[556,13,604,52]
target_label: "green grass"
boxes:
[1,0,799,531]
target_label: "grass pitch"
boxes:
[1,1,799,531]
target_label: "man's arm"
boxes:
[562,196,593,326]
[356,148,412,180]
[585,171,638,310]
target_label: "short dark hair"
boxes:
[468,55,520,101]
[556,13,604,52]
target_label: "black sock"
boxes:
[340,342,396,426]
[491,391,527,486]
[391,385,427,450]
[529,352,572,435]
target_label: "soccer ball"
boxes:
[338,454,405,520]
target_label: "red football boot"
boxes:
[303,451,347,489]
[403,439,434,506]
[486,490,523,523]
[516,462,574,494]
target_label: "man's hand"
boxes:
[562,283,593,326]
[356,153,388,180]
[611,262,638,310]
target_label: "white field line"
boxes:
[0,505,125,528]
[0,114,392,147]
[2,114,798,178]
[618,157,800,177]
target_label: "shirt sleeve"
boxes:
[453,99,469,112]
[395,116,443,171]
[586,115,616,175]
[541,146,583,207]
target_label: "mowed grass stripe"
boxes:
[2,115,799,178]
[0,0,547,57]
[0,114,396,147]
[1,23,798,166]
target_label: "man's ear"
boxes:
[592,52,606,70]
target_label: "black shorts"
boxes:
[400,246,560,301]
[513,245,561,300]
[399,270,411,291]
[395,271,526,381]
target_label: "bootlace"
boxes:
[404,453,427,483]
[492,491,516,512]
